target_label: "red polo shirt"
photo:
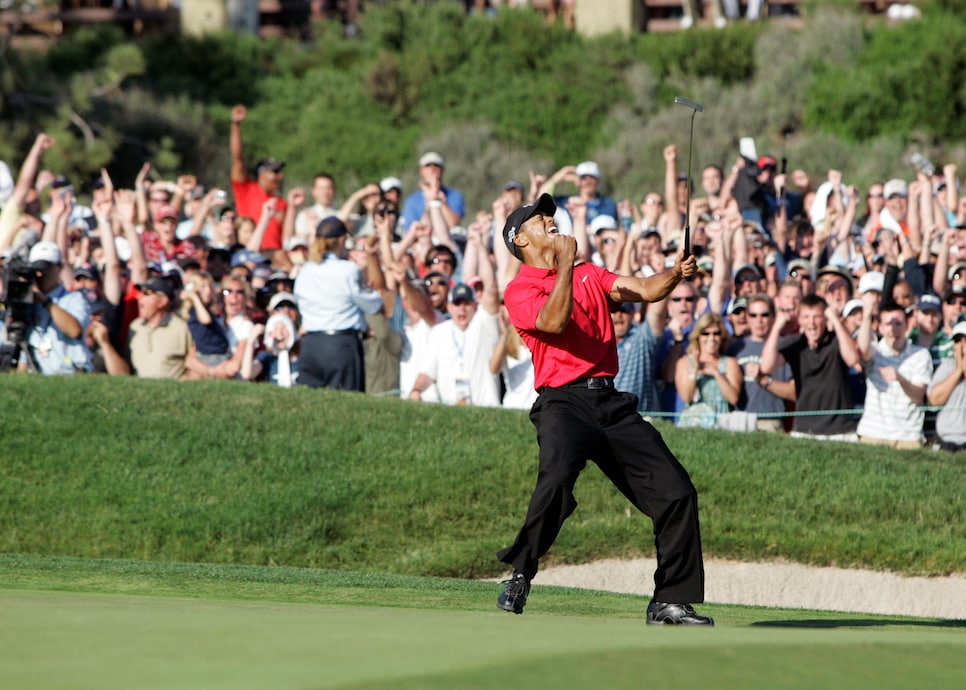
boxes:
[504,262,620,389]
[231,179,286,250]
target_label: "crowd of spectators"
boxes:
[1,116,965,451]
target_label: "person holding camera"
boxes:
[25,241,93,374]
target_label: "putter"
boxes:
[674,96,704,258]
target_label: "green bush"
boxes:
[0,4,965,210]
[805,11,966,143]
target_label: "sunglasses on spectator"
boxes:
[140,288,159,297]
[887,194,905,201]
[430,256,455,266]
[700,330,722,337]
[947,298,966,306]
[425,278,448,287]
[670,296,696,303]
[747,311,771,318]
[219,213,235,221]
[644,198,662,206]
[222,288,245,296]
[954,335,966,343]
[375,207,397,217]
[789,269,808,279]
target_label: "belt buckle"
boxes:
[587,377,607,390]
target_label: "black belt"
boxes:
[559,376,614,390]
[308,329,364,337]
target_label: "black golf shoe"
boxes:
[497,572,530,614]
[645,600,714,626]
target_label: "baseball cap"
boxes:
[268,291,298,312]
[733,263,762,282]
[842,298,864,317]
[254,157,286,174]
[449,283,476,304]
[952,321,966,339]
[284,235,309,251]
[858,271,885,294]
[73,262,100,281]
[917,293,942,312]
[503,180,525,194]
[575,161,601,179]
[51,175,71,189]
[883,179,908,199]
[419,151,445,168]
[155,205,179,223]
[590,214,618,234]
[136,277,176,302]
[728,296,748,314]
[945,285,966,301]
[947,260,966,281]
[379,176,403,193]
[502,193,557,261]
[786,258,813,280]
[423,270,448,285]
[757,155,778,170]
[316,216,349,239]
[28,241,62,265]
[231,249,268,267]
[817,264,853,282]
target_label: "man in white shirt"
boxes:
[294,173,339,240]
[856,296,934,448]
[408,233,501,406]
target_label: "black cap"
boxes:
[137,277,176,303]
[73,262,100,281]
[449,283,476,304]
[316,216,348,239]
[502,193,557,261]
[254,157,286,175]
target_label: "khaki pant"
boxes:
[859,436,922,451]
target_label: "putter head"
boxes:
[674,96,705,113]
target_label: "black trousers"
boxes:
[497,385,706,604]
[299,331,365,391]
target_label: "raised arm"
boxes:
[338,183,381,223]
[229,104,248,183]
[92,174,122,306]
[534,235,578,334]
[828,303,860,368]
[610,250,697,304]
[246,197,277,251]
[856,291,878,364]
[760,309,789,375]
[663,145,682,234]
[0,133,55,250]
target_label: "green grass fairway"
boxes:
[1,557,963,690]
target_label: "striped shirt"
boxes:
[857,339,934,443]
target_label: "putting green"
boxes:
[2,589,963,690]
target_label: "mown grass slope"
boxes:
[1,376,963,577]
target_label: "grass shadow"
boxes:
[752,618,966,629]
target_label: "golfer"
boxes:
[496,193,713,626]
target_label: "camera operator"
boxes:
[24,240,92,374]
